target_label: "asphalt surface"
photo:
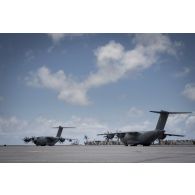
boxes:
[1,145,195,163]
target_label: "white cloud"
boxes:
[47,33,66,43]
[127,107,144,117]
[25,49,35,61]
[26,66,90,106]
[166,114,188,134]
[64,116,108,140]
[185,115,195,130]
[182,83,195,101]
[165,113,195,137]
[47,33,83,44]
[47,46,55,53]
[27,34,179,106]
[85,34,178,88]
[0,116,28,135]
[120,120,152,132]
[174,67,190,78]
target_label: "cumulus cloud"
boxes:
[85,34,179,88]
[27,34,179,106]
[182,83,195,101]
[185,115,195,130]
[26,66,90,106]
[165,113,195,138]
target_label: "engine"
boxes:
[116,133,125,139]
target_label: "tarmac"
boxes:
[0,145,195,163]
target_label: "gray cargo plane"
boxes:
[23,126,76,146]
[98,110,191,146]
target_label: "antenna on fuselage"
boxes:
[150,110,191,130]
[53,126,76,137]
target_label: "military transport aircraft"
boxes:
[98,110,191,146]
[23,126,77,146]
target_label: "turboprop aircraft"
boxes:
[23,126,77,146]
[98,110,191,146]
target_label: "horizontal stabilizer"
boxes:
[165,133,184,137]
[53,126,76,128]
[150,110,191,114]
[97,133,115,136]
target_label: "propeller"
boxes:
[23,137,32,143]
[104,131,115,142]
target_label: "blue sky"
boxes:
[0,33,195,144]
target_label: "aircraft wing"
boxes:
[165,133,184,137]
[97,133,116,136]
[125,131,141,135]
[98,131,142,135]
[23,137,32,143]
[97,131,141,138]
[46,136,56,141]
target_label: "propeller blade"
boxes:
[23,137,32,143]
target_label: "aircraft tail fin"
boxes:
[150,110,191,130]
[53,126,76,137]
[56,127,63,137]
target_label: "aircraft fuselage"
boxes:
[32,136,60,146]
[120,130,162,146]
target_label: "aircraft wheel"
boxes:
[124,143,128,146]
